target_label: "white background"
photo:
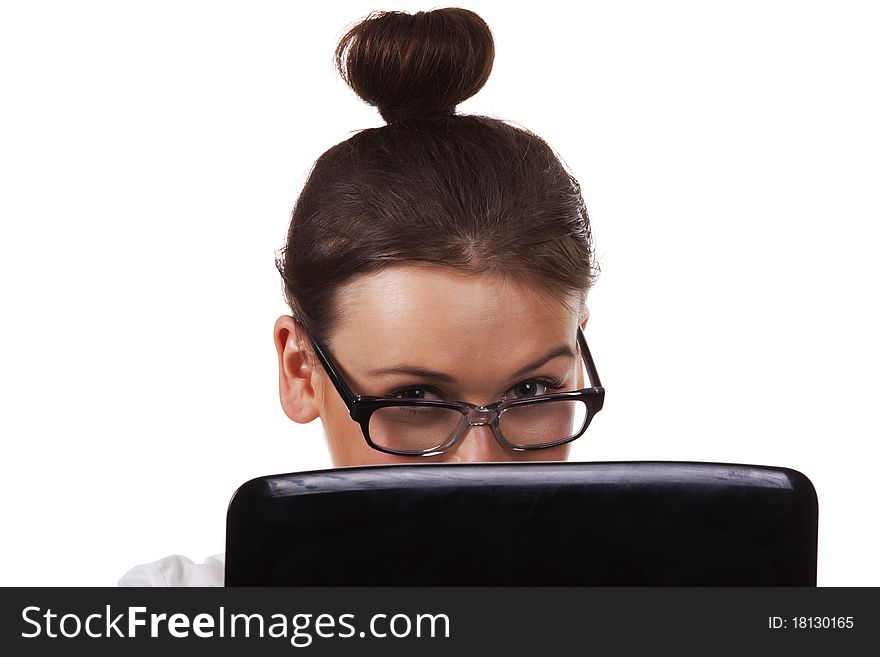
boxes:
[1,0,877,586]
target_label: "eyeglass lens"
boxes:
[368,399,590,454]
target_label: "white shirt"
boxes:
[117,553,225,587]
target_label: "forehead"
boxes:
[329,264,580,370]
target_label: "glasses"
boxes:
[304,326,605,456]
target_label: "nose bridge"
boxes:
[449,422,507,461]
[465,406,498,427]
[448,405,509,455]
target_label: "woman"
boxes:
[119,7,601,586]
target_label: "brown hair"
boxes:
[277,8,598,345]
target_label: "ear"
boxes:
[580,306,590,331]
[274,315,321,424]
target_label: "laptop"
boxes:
[224,461,818,586]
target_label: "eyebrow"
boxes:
[365,345,575,383]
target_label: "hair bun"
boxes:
[335,8,494,123]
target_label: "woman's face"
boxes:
[276,264,586,466]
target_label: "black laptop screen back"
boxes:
[225,461,818,586]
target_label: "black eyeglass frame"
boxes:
[303,325,605,456]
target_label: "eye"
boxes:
[506,378,564,400]
[390,386,443,401]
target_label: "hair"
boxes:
[277,8,598,346]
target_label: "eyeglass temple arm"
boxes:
[577,327,602,389]
[299,326,358,407]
